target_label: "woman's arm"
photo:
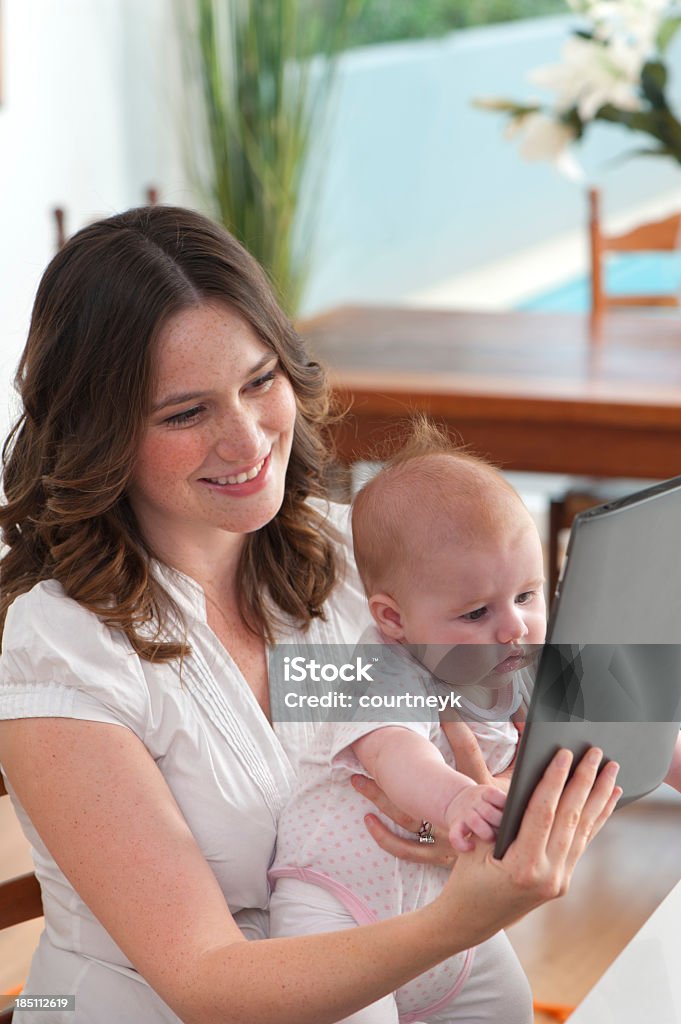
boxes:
[0,718,619,1024]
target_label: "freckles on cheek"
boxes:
[134,432,201,485]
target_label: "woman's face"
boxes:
[127,301,297,560]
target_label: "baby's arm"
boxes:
[352,726,506,853]
[663,732,681,791]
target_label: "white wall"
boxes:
[0,0,186,433]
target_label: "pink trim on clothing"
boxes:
[400,947,474,1023]
[269,865,380,925]
[268,865,475,1019]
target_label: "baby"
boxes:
[269,423,546,1024]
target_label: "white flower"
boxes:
[567,0,668,53]
[514,112,577,161]
[531,35,644,121]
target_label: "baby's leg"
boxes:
[269,876,399,1024]
[420,930,532,1024]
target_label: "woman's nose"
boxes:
[496,606,529,645]
[214,407,264,462]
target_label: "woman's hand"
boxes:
[351,775,457,866]
[431,746,622,949]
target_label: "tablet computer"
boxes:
[494,476,681,859]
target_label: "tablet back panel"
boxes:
[550,477,681,644]
[495,476,681,858]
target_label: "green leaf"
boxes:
[640,60,668,110]
[657,15,681,55]
[472,97,540,116]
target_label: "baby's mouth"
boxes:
[494,649,527,674]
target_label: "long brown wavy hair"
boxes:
[0,206,338,660]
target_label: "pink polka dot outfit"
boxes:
[270,628,532,1023]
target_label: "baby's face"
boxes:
[397,517,546,688]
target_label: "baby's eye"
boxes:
[164,405,204,427]
[461,606,487,622]
[515,591,535,605]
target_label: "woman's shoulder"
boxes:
[1,580,148,727]
[5,579,123,650]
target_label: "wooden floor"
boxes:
[2,787,681,1018]
[509,787,681,1022]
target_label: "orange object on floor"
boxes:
[1,983,23,996]
[533,1000,575,1021]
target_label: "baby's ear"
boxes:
[368,594,406,641]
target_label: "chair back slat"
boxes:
[588,187,681,317]
[0,773,44,1021]
[607,212,681,253]
[0,873,43,930]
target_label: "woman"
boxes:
[0,206,620,1024]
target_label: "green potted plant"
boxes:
[176,0,362,316]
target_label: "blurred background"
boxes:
[2,2,681,1020]
[2,0,681,434]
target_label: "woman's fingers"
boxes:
[562,761,621,877]
[351,775,458,865]
[544,747,604,866]
[508,748,574,868]
[350,775,422,833]
[363,813,458,866]
[504,748,620,901]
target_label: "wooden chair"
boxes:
[547,190,681,591]
[0,774,43,1024]
[589,186,681,317]
[53,185,160,251]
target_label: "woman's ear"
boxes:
[368,593,406,641]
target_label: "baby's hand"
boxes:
[445,782,507,853]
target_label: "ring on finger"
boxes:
[417,820,435,844]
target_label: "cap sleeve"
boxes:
[0,580,150,739]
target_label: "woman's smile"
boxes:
[199,450,271,491]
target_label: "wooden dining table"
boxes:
[298,306,681,479]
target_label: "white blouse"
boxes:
[0,502,371,1023]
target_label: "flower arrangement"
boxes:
[476,0,681,169]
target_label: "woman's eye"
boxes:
[164,406,204,427]
[249,368,277,391]
[461,607,487,622]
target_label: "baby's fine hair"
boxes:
[351,418,529,597]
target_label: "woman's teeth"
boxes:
[207,458,265,485]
